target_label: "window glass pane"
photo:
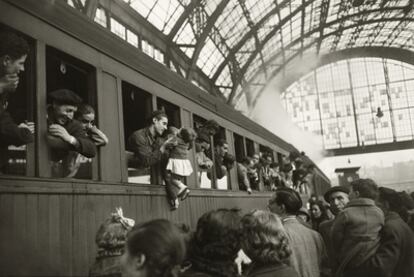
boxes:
[46,47,97,179]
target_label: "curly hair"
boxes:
[188,208,242,277]
[241,210,291,265]
[179,127,197,143]
[126,219,186,277]
[0,31,29,59]
[351,178,379,200]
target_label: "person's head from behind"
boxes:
[0,31,29,76]
[378,187,411,222]
[121,219,186,277]
[149,110,168,136]
[164,126,179,138]
[241,157,254,168]
[310,200,327,220]
[215,138,228,158]
[179,127,197,144]
[350,178,379,201]
[241,210,291,265]
[49,89,82,125]
[75,104,95,130]
[195,132,210,152]
[270,162,279,172]
[190,208,241,264]
[268,187,302,217]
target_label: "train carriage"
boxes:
[0,1,330,276]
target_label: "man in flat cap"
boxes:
[319,186,350,275]
[47,89,96,177]
[0,31,34,173]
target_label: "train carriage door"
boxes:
[0,26,36,176]
[46,47,97,179]
[122,81,152,184]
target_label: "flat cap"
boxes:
[49,89,82,105]
[324,186,350,202]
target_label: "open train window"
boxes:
[259,145,273,161]
[46,47,97,179]
[0,26,36,176]
[156,98,181,128]
[213,127,229,190]
[193,114,213,189]
[122,81,153,184]
[245,138,255,157]
[233,133,245,162]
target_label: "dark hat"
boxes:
[197,131,210,144]
[49,89,82,105]
[282,163,293,173]
[324,186,350,202]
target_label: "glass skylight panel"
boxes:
[394,108,413,141]
[403,65,414,80]
[216,4,249,47]
[197,38,224,75]
[164,3,185,33]
[387,61,405,82]
[374,111,393,143]
[350,60,368,88]
[389,81,408,109]
[321,118,341,149]
[245,56,262,81]
[174,21,196,46]
[216,65,232,87]
[316,66,333,93]
[246,0,274,24]
[129,0,152,18]
[204,0,222,15]
[366,60,385,85]
[357,114,376,145]
[94,7,107,28]
[110,18,126,40]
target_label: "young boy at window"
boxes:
[47,89,97,177]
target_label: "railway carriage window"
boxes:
[233,133,245,162]
[122,82,153,184]
[193,115,213,188]
[245,138,255,157]
[0,28,35,176]
[46,47,97,179]
[156,98,181,128]
[213,127,230,190]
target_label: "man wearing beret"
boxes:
[47,89,96,177]
[319,186,350,275]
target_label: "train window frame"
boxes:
[45,46,98,180]
[0,25,36,177]
[121,80,154,185]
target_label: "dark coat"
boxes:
[0,110,34,170]
[359,211,414,277]
[47,118,97,161]
[246,263,299,277]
